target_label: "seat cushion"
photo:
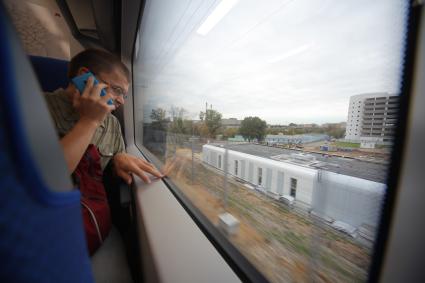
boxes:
[91,226,133,283]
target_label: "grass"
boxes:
[335,141,360,148]
[320,253,364,282]
[376,144,391,149]
[171,146,370,282]
[267,230,312,257]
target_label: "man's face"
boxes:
[96,69,129,108]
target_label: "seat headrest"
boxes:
[29,55,69,92]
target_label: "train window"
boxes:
[133,0,410,282]
[290,178,297,198]
[257,167,263,186]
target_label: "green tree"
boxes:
[150,107,167,121]
[169,106,189,134]
[239,116,267,142]
[325,125,345,139]
[150,108,168,131]
[223,127,238,139]
[199,109,222,138]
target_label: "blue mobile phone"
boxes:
[71,72,114,105]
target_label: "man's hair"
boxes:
[68,49,130,82]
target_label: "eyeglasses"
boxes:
[94,73,128,99]
[107,84,128,99]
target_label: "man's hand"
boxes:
[72,76,115,127]
[114,153,164,184]
[61,76,116,174]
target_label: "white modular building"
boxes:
[313,171,385,228]
[203,144,317,204]
[202,144,386,232]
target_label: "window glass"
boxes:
[133,0,409,282]
[258,167,262,186]
[290,178,297,198]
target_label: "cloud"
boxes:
[134,0,408,124]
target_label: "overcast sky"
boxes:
[134,0,408,125]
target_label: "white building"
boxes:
[345,93,399,144]
[202,144,386,234]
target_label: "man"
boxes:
[45,48,163,183]
[45,49,162,254]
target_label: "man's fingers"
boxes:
[135,159,163,178]
[81,76,94,97]
[130,163,151,183]
[92,82,108,98]
[139,159,155,169]
[114,154,163,184]
[72,90,80,108]
[100,92,116,110]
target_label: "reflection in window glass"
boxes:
[290,178,297,198]
[258,167,263,186]
[133,0,409,282]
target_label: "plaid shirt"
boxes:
[44,88,125,170]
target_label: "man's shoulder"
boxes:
[44,88,68,106]
[105,113,121,127]
[44,88,67,97]
[43,88,77,135]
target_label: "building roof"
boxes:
[221,118,242,126]
[265,134,328,144]
[215,143,387,183]
[349,92,397,100]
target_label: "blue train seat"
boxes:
[0,2,94,282]
[29,55,69,92]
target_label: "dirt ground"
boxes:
[164,147,372,283]
[301,141,390,164]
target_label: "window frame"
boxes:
[124,1,423,283]
[367,4,422,282]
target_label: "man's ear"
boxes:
[76,67,90,76]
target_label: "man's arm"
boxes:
[109,116,164,184]
[60,118,100,173]
[61,76,115,173]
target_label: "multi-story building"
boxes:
[345,93,399,145]
[221,118,242,129]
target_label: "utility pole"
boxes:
[223,140,229,210]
